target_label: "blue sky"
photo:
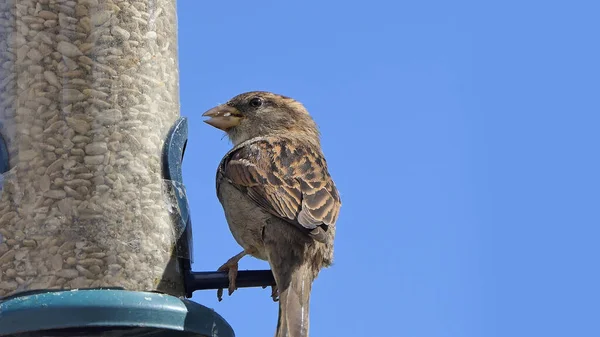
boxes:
[178,1,599,336]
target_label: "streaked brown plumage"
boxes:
[203,91,341,337]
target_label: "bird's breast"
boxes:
[217,180,270,260]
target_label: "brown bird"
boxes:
[203,91,341,337]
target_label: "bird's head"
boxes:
[202,91,320,145]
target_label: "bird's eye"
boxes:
[249,97,263,108]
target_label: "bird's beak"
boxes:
[202,104,243,131]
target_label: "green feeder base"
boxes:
[0,289,234,337]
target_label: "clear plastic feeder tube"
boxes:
[0,0,183,298]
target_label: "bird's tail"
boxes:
[275,264,314,337]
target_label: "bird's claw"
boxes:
[271,285,279,302]
[216,260,239,301]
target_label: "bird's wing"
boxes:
[217,137,341,242]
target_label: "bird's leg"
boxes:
[217,250,247,301]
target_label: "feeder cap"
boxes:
[0,289,234,337]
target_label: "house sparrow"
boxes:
[203,91,341,337]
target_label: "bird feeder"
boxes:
[0,1,273,335]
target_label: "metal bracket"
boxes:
[162,117,275,298]
[162,116,194,271]
[0,133,8,175]
[0,133,9,194]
